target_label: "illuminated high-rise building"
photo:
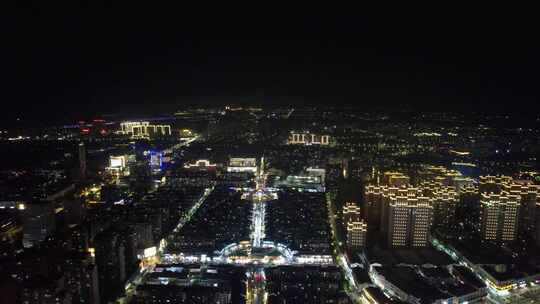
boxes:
[479,175,513,193]
[367,172,539,246]
[503,180,540,241]
[480,193,520,242]
[420,181,458,230]
[477,176,540,243]
[343,202,361,224]
[365,171,455,247]
[342,202,367,248]
[387,196,433,247]
[420,166,474,189]
[347,220,367,248]
[366,183,423,241]
[79,141,86,180]
[382,172,410,187]
[364,184,384,229]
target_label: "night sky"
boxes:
[2,7,539,122]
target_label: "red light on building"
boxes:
[81,128,90,134]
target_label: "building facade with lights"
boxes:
[226,158,257,173]
[387,195,433,247]
[118,121,172,139]
[342,202,367,248]
[184,159,218,171]
[420,181,458,230]
[347,220,367,248]
[365,172,461,248]
[287,132,330,145]
[480,193,520,242]
[343,202,361,225]
[478,176,540,243]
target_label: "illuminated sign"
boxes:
[150,151,163,168]
[143,246,157,258]
[227,158,257,173]
[184,159,217,169]
[110,156,126,168]
[229,158,256,167]
[288,132,330,145]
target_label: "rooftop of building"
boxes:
[374,265,486,303]
[363,286,407,304]
[366,241,454,266]
[445,237,540,281]
[375,266,449,302]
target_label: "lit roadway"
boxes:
[250,162,267,248]
[326,192,367,303]
[168,184,215,241]
[164,135,199,154]
[246,267,268,304]
[246,157,269,304]
[251,200,266,248]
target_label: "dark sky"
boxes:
[2,6,539,121]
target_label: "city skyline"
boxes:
[2,8,540,304]
[1,108,539,303]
